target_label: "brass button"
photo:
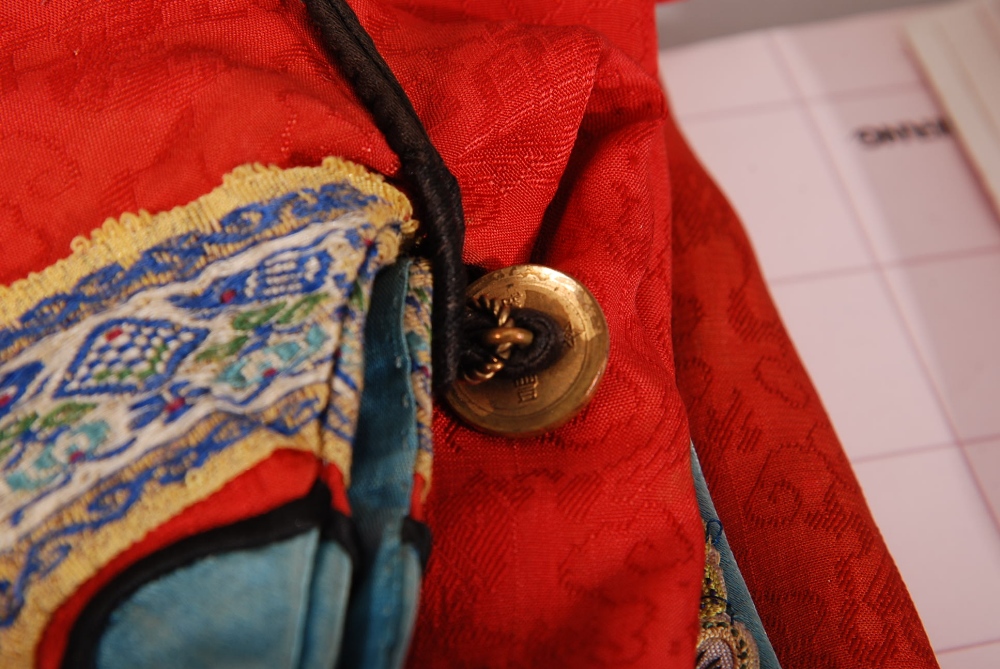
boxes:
[446,265,609,437]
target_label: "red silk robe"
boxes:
[0,1,938,667]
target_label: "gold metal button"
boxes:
[446,265,609,437]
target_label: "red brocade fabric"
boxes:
[0,1,937,668]
[664,116,939,669]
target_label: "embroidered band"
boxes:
[0,157,416,665]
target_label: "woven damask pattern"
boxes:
[0,1,939,668]
[2,2,706,666]
[666,115,939,668]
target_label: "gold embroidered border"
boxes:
[0,157,415,328]
[414,450,434,499]
[405,260,434,499]
[697,533,761,669]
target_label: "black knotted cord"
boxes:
[459,306,565,380]
[305,0,466,392]
[305,0,564,392]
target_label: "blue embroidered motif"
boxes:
[0,165,412,656]
[214,323,331,405]
[1,402,135,529]
[0,386,327,628]
[128,382,211,430]
[5,421,116,493]
[169,248,335,312]
[0,183,378,360]
[54,319,209,398]
[0,363,44,421]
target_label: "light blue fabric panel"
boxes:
[690,444,783,669]
[297,539,354,669]
[97,260,422,669]
[341,259,422,669]
[350,258,419,526]
[98,530,321,669]
[341,523,423,669]
[390,544,423,669]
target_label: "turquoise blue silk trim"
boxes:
[297,539,355,669]
[691,444,783,669]
[92,258,428,669]
[98,531,323,669]
[341,258,423,669]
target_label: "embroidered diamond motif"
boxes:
[169,247,334,312]
[55,319,209,397]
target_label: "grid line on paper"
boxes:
[936,636,1000,655]
[673,80,930,124]
[660,11,1000,660]
[765,242,1000,286]
[848,440,956,464]
[765,30,1000,547]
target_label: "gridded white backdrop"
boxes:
[659,7,1000,668]
[657,0,947,46]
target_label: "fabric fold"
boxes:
[0,1,939,667]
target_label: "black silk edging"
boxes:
[61,482,354,669]
[400,516,433,573]
[303,0,467,393]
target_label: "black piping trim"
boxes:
[322,505,361,567]
[61,482,349,669]
[304,0,467,393]
[401,516,432,573]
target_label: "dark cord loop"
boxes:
[305,0,467,393]
[305,0,568,392]
[460,304,564,381]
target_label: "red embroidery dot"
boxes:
[221,290,237,304]
[263,368,278,378]
[165,397,186,412]
[0,394,11,407]
[105,327,123,341]
[69,451,85,463]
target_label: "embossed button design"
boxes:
[446,265,609,436]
